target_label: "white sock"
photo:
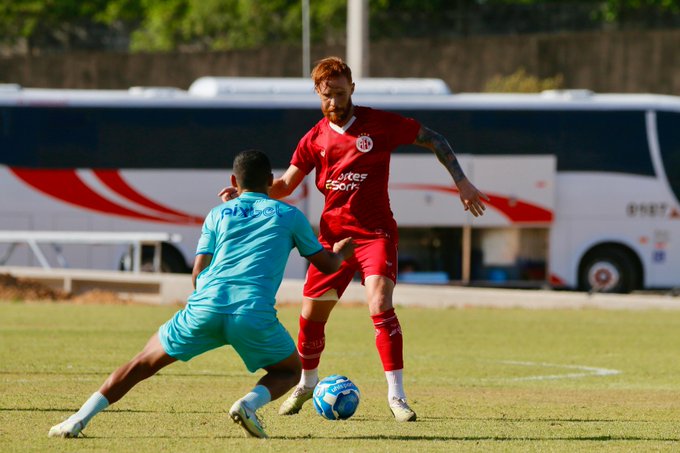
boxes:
[68,392,109,426]
[385,369,406,401]
[240,385,271,411]
[300,368,319,388]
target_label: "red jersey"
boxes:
[291,106,420,243]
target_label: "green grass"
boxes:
[2,301,680,452]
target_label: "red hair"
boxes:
[311,56,353,88]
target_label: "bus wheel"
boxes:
[579,248,636,294]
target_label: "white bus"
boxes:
[1,79,678,293]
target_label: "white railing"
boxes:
[0,231,181,273]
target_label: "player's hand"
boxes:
[456,178,489,217]
[333,237,355,259]
[218,187,238,202]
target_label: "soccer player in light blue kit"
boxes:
[48,150,355,439]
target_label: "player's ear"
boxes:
[350,82,355,95]
[230,174,238,189]
[267,173,274,187]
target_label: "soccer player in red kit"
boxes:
[221,57,488,422]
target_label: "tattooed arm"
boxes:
[414,126,489,217]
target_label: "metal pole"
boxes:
[347,0,369,78]
[302,0,310,77]
[462,225,471,284]
[133,241,142,273]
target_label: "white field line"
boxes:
[497,360,621,381]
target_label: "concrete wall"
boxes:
[1,30,679,94]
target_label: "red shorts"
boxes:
[303,237,398,300]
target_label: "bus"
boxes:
[1,79,678,293]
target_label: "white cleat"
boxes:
[389,397,417,422]
[278,385,315,415]
[229,400,268,439]
[48,419,85,438]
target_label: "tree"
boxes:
[1,0,679,54]
[0,0,141,54]
[113,0,349,52]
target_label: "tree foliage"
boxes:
[0,0,678,54]
[484,67,564,92]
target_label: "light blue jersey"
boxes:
[188,192,323,317]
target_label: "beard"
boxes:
[324,101,353,125]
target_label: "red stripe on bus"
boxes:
[9,168,198,225]
[391,183,553,223]
[549,273,566,286]
[93,169,203,224]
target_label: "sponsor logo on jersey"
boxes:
[325,171,368,191]
[221,203,283,219]
[356,134,373,153]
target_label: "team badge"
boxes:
[356,134,373,153]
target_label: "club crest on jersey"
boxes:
[356,134,373,153]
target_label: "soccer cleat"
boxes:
[278,385,315,415]
[229,400,268,439]
[389,397,417,422]
[48,419,85,438]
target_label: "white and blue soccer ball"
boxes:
[313,375,360,420]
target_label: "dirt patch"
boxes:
[0,273,68,301]
[0,273,130,304]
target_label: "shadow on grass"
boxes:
[0,370,244,377]
[414,415,666,423]
[305,434,680,442]
[60,434,680,442]
[0,407,218,414]
[8,408,675,423]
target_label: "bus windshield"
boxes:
[657,111,680,205]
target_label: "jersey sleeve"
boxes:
[385,111,421,148]
[290,128,317,175]
[291,209,324,257]
[195,209,217,255]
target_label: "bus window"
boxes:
[4,106,320,170]
[97,108,295,169]
[657,111,680,204]
[395,109,653,176]
[35,108,98,167]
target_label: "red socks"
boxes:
[298,309,404,372]
[371,308,404,371]
[297,316,326,370]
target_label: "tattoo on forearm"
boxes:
[416,127,466,183]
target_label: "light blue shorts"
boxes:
[158,305,296,373]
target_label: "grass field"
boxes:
[1,300,680,452]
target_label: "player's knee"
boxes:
[368,296,393,316]
[129,353,162,379]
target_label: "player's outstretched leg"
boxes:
[48,333,176,438]
[279,312,327,415]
